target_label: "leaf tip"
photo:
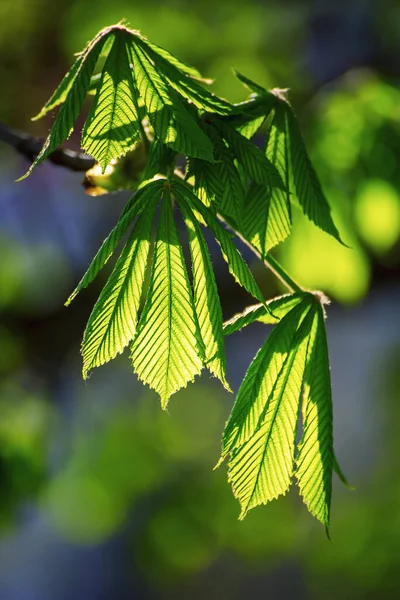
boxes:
[31,112,44,122]
[160,395,170,411]
[213,455,226,470]
[15,170,31,183]
[65,291,77,307]
[238,506,248,520]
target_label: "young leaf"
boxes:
[239,105,291,256]
[213,120,285,191]
[222,95,276,138]
[223,292,311,335]
[32,53,85,120]
[202,122,246,221]
[82,31,142,171]
[333,452,354,489]
[187,158,221,208]
[142,140,176,181]
[131,187,203,407]
[221,298,313,456]
[236,114,267,140]
[242,181,290,257]
[295,304,334,530]
[180,201,230,391]
[284,102,344,244]
[130,43,214,161]
[20,27,115,179]
[233,69,270,95]
[133,33,205,80]
[173,181,267,308]
[224,301,315,518]
[81,194,158,376]
[65,179,164,305]
[135,37,232,115]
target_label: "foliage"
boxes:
[22,22,349,534]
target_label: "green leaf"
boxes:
[221,299,313,455]
[135,37,232,115]
[20,26,115,179]
[87,72,102,96]
[173,181,266,307]
[223,301,315,517]
[199,122,246,222]
[180,201,230,390]
[133,33,205,80]
[65,179,164,305]
[214,120,285,191]
[130,43,214,161]
[233,69,269,95]
[333,451,354,490]
[142,139,176,180]
[295,304,334,530]
[131,187,203,407]
[32,53,85,120]
[187,158,220,208]
[223,95,276,138]
[81,193,159,376]
[242,181,290,257]
[236,114,267,140]
[223,292,311,335]
[82,31,142,171]
[284,102,344,244]
[240,104,291,256]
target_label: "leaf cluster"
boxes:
[21,23,351,532]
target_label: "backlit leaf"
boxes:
[81,191,159,376]
[82,31,142,170]
[130,43,214,161]
[284,102,344,244]
[131,187,203,407]
[173,181,267,307]
[224,301,315,517]
[295,304,334,530]
[65,179,164,305]
[180,201,230,390]
[21,26,116,179]
[223,292,311,335]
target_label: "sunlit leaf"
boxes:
[173,180,267,307]
[130,43,214,161]
[131,187,203,407]
[180,201,230,390]
[65,179,164,305]
[20,26,116,179]
[135,37,232,115]
[200,122,245,221]
[284,102,344,244]
[295,304,334,531]
[223,301,315,517]
[223,292,311,335]
[214,120,285,191]
[81,190,159,376]
[82,31,142,170]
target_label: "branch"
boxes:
[0,122,95,172]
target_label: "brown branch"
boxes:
[0,122,95,172]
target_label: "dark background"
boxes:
[0,0,400,598]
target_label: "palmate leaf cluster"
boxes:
[23,23,349,533]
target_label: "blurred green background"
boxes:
[0,0,400,598]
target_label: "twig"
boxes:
[0,122,95,172]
